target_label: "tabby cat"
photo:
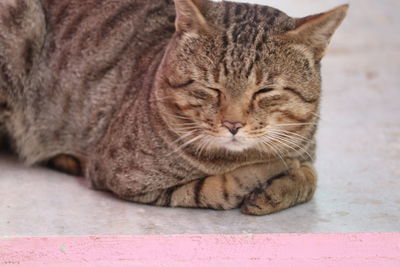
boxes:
[0,0,347,215]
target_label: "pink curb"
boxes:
[1,233,400,266]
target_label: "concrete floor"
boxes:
[1,0,399,236]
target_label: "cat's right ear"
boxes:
[286,4,349,61]
[174,0,209,33]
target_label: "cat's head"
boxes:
[156,0,348,155]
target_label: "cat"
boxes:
[0,0,347,215]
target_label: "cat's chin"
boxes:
[216,138,254,153]
[224,145,250,152]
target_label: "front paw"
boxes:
[241,162,317,216]
[240,175,290,216]
[48,155,84,176]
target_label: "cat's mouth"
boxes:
[230,136,239,142]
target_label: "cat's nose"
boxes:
[222,120,245,135]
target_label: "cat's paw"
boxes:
[48,155,84,176]
[240,162,317,216]
[240,179,289,216]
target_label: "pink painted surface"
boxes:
[1,234,400,266]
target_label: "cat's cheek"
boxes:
[250,107,272,123]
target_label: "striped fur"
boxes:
[0,0,347,215]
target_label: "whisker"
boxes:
[269,129,313,144]
[268,132,313,160]
[173,122,199,126]
[274,122,317,127]
[168,134,204,156]
[172,125,201,130]
[171,115,193,121]
[277,129,313,142]
[194,139,204,157]
[171,131,195,145]
[310,111,321,120]
[162,113,194,122]
[260,136,289,170]
[195,136,211,157]
[266,135,294,155]
[174,126,202,132]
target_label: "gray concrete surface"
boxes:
[1,0,399,236]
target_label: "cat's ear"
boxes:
[174,0,209,33]
[287,4,349,61]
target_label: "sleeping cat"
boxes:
[0,0,347,215]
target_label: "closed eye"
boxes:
[192,87,221,99]
[190,90,212,100]
[254,88,274,98]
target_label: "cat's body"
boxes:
[0,0,176,164]
[0,0,347,215]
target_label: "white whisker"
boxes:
[269,129,308,145]
[171,115,193,121]
[174,126,202,132]
[168,134,204,156]
[173,123,199,127]
[310,111,321,120]
[268,132,313,160]
[269,129,314,143]
[260,135,289,170]
[195,135,211,157]
[171,131,195,145]
[274,122,317,127]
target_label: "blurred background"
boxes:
[0,0,399,236]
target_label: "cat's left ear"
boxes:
[286,4,349,61]
[174,0,209,33]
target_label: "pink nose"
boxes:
[222,121,245,135]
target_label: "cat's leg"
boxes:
[240,161,317,215]
[121,165,282,210]
[110,159,316,214]
[89,159,287,210]
[124,169,276,210]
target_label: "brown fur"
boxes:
[0,0,347,215]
